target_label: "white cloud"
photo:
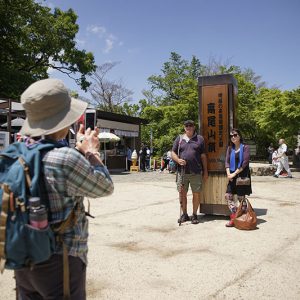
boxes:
[103,34,119,53]
[86,24,123,54]
[103,39,114,53]
[87,25,106,37]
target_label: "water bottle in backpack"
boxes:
[29,197,48,229]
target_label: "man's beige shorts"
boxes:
[177,173,202,193]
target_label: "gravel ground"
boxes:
[1,165,299,299]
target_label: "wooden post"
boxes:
[198,74,237,215]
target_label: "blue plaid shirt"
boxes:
[42,147,114,265]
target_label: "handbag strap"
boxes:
[241,198,254,211]
[237,166,250,178]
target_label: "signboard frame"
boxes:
[198,74,237,215]
[198,74,237,173]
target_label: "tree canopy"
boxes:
[0,0,96,98]
[138,52,300,156]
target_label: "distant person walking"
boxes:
[273,138,292,178]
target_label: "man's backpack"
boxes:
[0,140,62,271]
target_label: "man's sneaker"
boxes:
[178,213,190,223]
[287,175,293,178]
[273,174,279,178]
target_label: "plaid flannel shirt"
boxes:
[42,147,114,265]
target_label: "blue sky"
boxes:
[45,0,300,102]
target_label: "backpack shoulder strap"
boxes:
[0,184,9,272]
[178,135,183,156]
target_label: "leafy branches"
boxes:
[140,52,299,155]
[0,0,96,98]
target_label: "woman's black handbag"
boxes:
[236,176,250,186]
[236,168,251,186]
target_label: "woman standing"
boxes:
[224,129,252,227]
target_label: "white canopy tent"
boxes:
[98,132,120,165]
[1,117,24,127]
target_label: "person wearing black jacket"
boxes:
[139,143,147,172]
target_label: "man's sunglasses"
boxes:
[185,124,194,127]
[230,133,238,138]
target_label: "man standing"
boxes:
[273,138,293,178]
[171,120,208,224]
[139,143,147,172]
[126,145,132,171]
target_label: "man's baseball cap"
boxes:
[183,120,195,126]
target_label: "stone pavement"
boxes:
[111,162,296,181]
[1,165,299,299]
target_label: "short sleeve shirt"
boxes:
[278,143,287,157]
[172,134,205,174]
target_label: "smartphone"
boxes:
[85,109,96,130]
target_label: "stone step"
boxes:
[249,163,299,176]
[250,164,276,176]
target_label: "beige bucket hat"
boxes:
[20,78,88,137]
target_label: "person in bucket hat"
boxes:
[20,78,88,137]
[15,78,114,299]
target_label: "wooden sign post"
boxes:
[198,74,237,215]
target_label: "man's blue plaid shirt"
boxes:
[42,147,114,265]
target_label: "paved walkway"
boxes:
[111,162,296,180]
[1,168,299,299]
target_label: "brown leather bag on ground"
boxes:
[234,198,257,230]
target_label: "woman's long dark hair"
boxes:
[229,128,244,148]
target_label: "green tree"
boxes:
[0,0,96,98]
[141,53,237,155]
[255,87,300,148]
[234,72,259,140]
[140,53,202,154]
[140,52,298,156]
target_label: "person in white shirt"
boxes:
[273,139,292,178]
[272,149,279,168]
